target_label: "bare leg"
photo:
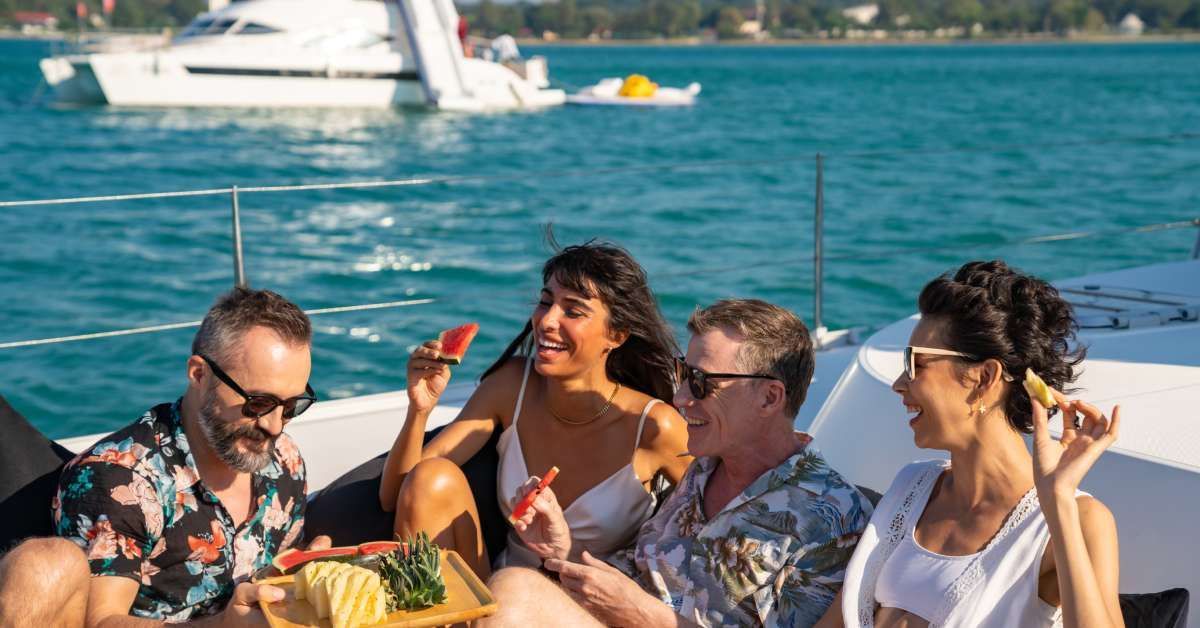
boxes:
[0,537,90,628]
[394,457,490,580]
[474,567,604,627]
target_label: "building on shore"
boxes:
[1118,13,1145,36]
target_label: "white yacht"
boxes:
[38,0,565,110]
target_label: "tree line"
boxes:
[468,0,1200,38]
[2,0,205,28]
[4,0,1198,36]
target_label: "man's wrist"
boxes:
[639,592,682,627]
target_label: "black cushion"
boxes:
[1120,588,1190,628]
[0,394,74,552]
[303,425,506,561]
[856,484,884,508]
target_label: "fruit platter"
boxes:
[254,533,496,628]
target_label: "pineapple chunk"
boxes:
[327,568,359,628]
[311,563,349,619]
[295,560,328,601]
[372,587,388,623]
[336,569,372,628]
[345,571,383,627]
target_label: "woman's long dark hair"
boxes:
[482,239,679,402]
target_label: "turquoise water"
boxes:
[1,40,1197,438]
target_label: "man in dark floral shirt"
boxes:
[50,287,329,625]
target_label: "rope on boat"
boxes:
[0,298,437,350]
[1,132,1197,209]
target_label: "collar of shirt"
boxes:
[692,431,825,518]
[166,398,286,526]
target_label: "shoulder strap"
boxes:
[512,357,534,426]
[632,399,661,451]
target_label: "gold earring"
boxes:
[978,403,988,416]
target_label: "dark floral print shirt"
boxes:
[54,400,307,622]
[608,433,873,627]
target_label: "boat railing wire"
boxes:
[1,131,1198,351]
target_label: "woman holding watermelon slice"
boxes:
[378,242,693,579]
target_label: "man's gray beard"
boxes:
[197,386,275,473]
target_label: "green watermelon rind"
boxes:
[436,323,479,365]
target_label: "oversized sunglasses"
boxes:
[904,346,1014,382]
[674,357,783,400]
[199,354,316,421]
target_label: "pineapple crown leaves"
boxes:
[378,531,447,611]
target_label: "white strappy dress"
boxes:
[495,358,660,568]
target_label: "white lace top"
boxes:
[874,524,976,621]
[841,460,1076,628]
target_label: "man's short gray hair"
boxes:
[192,287,312,365]
[687,299,814,417]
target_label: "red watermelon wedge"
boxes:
[436,323,480,365]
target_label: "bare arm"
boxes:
[87,577,278,628]
[639,403,693,486]
[1032,393,1124,628]
[378,350,517,511]
[1044,495,1123,628]
[546,554,701,628]
[813,589,846,628]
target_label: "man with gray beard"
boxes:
[35,287,331,626]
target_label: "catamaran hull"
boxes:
[40,53,428,108]
[39,52,564,110]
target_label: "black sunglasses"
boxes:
[199,354,316,421]
[674,357,783,400]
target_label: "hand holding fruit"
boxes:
[1027,370,1121,499]
[407,340,451,415]
[511,478,572,562]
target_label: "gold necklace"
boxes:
[548,382,621,426]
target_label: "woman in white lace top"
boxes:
[816,260,1124,628]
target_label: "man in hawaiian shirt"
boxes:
[483,299,874,628]
[43,287,329,625]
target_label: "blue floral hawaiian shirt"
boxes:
[609,433,873,628]
[54,400,307,621]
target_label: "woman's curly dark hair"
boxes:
[918,260,1086,433]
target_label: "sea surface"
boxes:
[1,39,1197,438]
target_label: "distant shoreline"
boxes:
[521,33,1200,47]
[4,27,1198,46]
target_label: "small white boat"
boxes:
[567,77,701,107]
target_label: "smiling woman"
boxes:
[306,240,693,580]
[820,260,1124,628]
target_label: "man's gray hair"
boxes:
[192,287,312,365]
[687,299,814,417]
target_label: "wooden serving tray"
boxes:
[257,550,497,628]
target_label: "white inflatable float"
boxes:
[567,76,701,107]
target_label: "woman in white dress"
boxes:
[377,241,692,579]
[817,260,1123,628]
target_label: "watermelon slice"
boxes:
[436,323,479,365]
[271,546,358,576]
[507,466,560,524]
[357,541,404,556]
